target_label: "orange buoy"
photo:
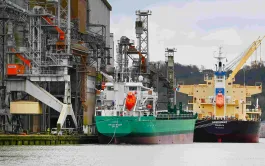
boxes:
[216,93,224,108]
[125,92,136,111]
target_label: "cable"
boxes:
[107,118,118,144]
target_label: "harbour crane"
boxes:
[226,36,265,83]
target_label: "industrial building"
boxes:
[0,0,113,135]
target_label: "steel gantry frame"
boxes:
[0,0,29,99]
[165,48,176,104]
[0,0,110,134]
[0,0,30,131]
[135,10,151,75]
[0,0,78,133]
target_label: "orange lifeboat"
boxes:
[216,93,224,108]
[125,92,136,111]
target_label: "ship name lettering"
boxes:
[212,121,227,124]
[108,124,122,128]
[215,124,224,127]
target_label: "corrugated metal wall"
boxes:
[106,33,114,73]
[110,33,114,66]
[71,0,87,33]
[88,0,110,48]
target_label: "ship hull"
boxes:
[96,116,196,144]
[194,120,261,143]
[98,133,194,144]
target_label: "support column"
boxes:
[42,104,46,132]
[83,73,96,135]
[83,92,95,135]
[33,115,40,133]
[7,79,78,130]
[63,81,71,104]
[0,116,2,132]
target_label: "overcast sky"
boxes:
[108,0,265,70]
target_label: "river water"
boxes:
[1,139,265,166]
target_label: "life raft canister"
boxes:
[216,93,224,108]
[125,92,136,111]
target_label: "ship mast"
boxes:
[213,47,227,119]
[214,47,226,72]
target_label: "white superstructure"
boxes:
[95,74,158,117]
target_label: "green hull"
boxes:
[95,116,196,144]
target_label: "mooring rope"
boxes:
[195,119,212,125]
[107,118,119,144]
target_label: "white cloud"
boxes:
[110,0,265,69]
[187,32,196,39]
[201,29,242,46]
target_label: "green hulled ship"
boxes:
[95,75,197,144]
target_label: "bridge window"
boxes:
[129,86,137,91]
[107,86,114,91]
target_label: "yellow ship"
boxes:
[177,41,263,142]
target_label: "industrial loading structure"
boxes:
[0,0,114,136]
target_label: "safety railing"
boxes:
[156,113,197,120]
[246,101,252,105]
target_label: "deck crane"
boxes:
[226,36,265,83]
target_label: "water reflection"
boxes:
[1,139,265,166]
